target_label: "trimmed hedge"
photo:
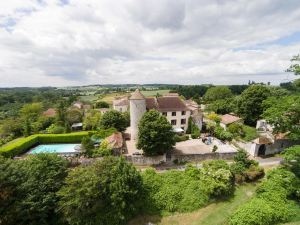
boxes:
[0,132,94,158]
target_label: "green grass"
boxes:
[241,125,258,142]
[79,95,99,102]
[128,184,257,225]
[141,89,170,97]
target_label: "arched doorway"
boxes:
[258,144,266,156]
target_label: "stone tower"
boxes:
[129,89,146,140]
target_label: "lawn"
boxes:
[128,184,257,225]
[241,125,258,142]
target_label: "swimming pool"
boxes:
[28,144,81,155]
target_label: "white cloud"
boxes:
[0,0,300,87]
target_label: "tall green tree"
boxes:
[100,110,128,131]
[0,154,68,225]
[287,55,300,75]
[262,95,300,139]
[137,110,175,156]
[203,86,233,102]
[237,85,270,125]
[83,109,102,130]
[58,157,144,225]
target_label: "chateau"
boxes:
[114,89,202,140]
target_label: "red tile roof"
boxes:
[106,132,123,149]
[146,96,188,112]
[221,114,242,125]
[43,108,57,117]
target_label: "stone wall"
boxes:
[171,152,236,163]
[67,152,236,166]
[125,154,166,165]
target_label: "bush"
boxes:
[142,161,234,214]
[92,140,113,157]
[215,126,233,141]
[0,135,39,158]
[244,165,264,182]
[230,167,299,225]
[174,134,189,142]
[46,124,65,134]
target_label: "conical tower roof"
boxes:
[130,89,145,100]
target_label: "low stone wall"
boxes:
[66,152,236,166]
[125,154,166,165]
[171,152,236,163]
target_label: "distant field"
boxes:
[128,184,257,225]
[141,89,170,97]
[79,95,99,102]
[79,90,171,105]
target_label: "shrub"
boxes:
[46,124,65,134]
[230,167,299,225]
[92,140,113,157]
[244,165,264,182]
[0,135,39,158]
[212,145,218,152]
[215,126,233,141]
[174,134,189,142]
[142,161,234,214]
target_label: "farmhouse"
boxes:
[129,89,202,140]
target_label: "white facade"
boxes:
[162,110,191,131]
[113,105,128,112]
[130,98,146,140]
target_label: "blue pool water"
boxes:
[28,144,80,154]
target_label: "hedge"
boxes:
[0,132,94,158]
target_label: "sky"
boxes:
[0,0,300,87]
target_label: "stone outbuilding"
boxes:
[220,114,243,130]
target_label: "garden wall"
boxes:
[171,152,236,163]
[125,154,166,165]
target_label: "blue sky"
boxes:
[0,0,300,87]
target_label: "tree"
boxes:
[137,110,175,156]
[0,154,68,225]
[65,108,82,125]
[58,157,144,225]
[286,55,300,75]
[100,110,128,132]
[203,86,233,102]
[208,97,237,114]
[207,112,221,124]
[20,103,43,121]
[95,101,109,108]
[83,109,101,130]
[282,145,300,177]
[262,96,300,140]
[237,85,271,125]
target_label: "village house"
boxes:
[220,114,243,130]
[113,97,129,112]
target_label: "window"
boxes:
[172,112,176,116]
[181,127,185,130]
[182,111,186,115]
[181,119,186,125]
[171,120,177,125]
[162,112,167,116]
